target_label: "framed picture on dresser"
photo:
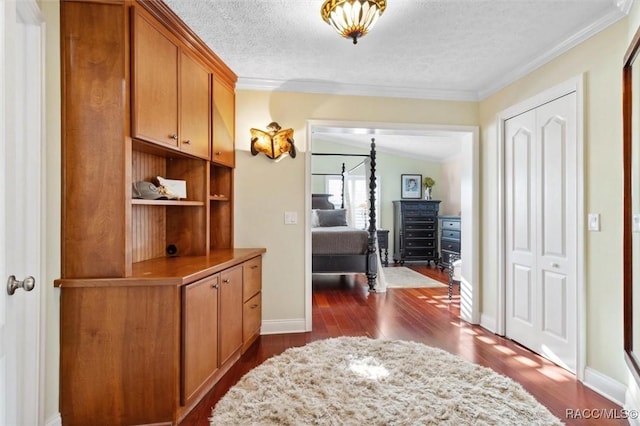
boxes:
[401,174,422,199]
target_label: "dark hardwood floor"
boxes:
[181,265,627,425]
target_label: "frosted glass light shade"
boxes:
[321,0,387,44]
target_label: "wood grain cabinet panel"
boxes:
[212,77,235,166]
[242,256,262,352]
[242,256,262,301]
[179,51,211,159]
[182,274,219,405]
[132,8,211,160]
[132,8,179,149]
[219,265,243,365]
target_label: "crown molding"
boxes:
[237,1,632,103]
[236,77,480,102]
[478,3,630,99]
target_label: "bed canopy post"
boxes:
[366,138,378,291]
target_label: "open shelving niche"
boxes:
[131,141,233,266]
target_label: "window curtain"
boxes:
[364,157,387,292]
[342,168,359,227]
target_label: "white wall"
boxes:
[440,156,462,216]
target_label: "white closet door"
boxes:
[505,93,577,373]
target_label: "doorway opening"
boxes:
[304,120,480,331]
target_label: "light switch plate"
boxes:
[284,211,297,225]
[633,214,640,232]
[588,213,600,232]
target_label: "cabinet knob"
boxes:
[250,304,258,309]
[211,283,219,289]
[183,139,191,144]
[215,151,222,156]
[223,278,230,284]
[250,265,258,269]
[169,134,178,140]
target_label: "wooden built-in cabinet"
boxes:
[59,1,262,425]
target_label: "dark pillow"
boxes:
[316,209,348,227]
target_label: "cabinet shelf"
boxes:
[209,195,229,202]
[132,199,204,206]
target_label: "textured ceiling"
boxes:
[164,0,629,101]
[163,0,630,159]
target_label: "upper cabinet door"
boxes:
[131,9,179,148]
[179,52,211,160]
[212,77,235,167]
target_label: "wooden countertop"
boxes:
[55,248,266,288]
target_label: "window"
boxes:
[325,175,380,229]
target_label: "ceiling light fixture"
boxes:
[321,0,387,45]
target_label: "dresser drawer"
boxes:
[402,202,438,213]
[405,222,436,231]
[441,229,460,240]
[404,229,436,239]
[243,292,262,342]
[404,248,437,258]
[404,211,437,221]
[405,238,436,248]
[441,240,460,253]
[442,219,461,231]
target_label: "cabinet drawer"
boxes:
[404,229,436,239]
[243,256,262,302]
[441,240,460,253]
[405,238,436,248]
[441,229,460,240]
[404,212,436,221]
[243,292,261,342]
[404,248,436,258]
[402,202,438,212]
[442,220,461,231]
[405,222,436,231]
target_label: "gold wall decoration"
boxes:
[250,122,296,160]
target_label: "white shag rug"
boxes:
[210,337,562,426]
[383,266,446,288]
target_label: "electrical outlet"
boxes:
[284,211,297,225]
[588,213,600,232]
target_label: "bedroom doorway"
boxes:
[304,120,480,331]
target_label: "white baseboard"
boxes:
[583,367,626,406]
[479,313,497,334]
[44,412,62,426]
[625,375,640,426]
[261,318,307,335]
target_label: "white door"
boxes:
[1,1,45,425]
[505,93,577,373]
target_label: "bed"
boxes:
[311,139,379,291]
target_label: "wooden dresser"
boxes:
[438,215,461,270]
[392,200,441,266]
[57,1,262,424]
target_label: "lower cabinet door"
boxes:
[219,265,243,365]
[182,274,219,404]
